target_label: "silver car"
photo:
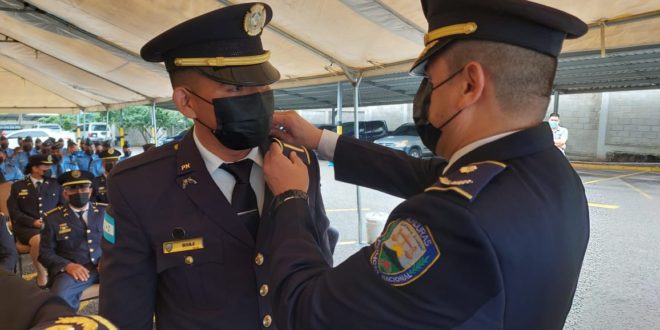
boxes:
[374,123,432,158]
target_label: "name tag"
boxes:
[163,238,204,254]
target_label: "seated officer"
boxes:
[92,148,120,204]
[119,142,132,161]
[76,139,102,176]
[0,136,13,157]
[0,150,24,182]
[7,154,63,287]
[99,3,334,329]
[50,142,79,178]
[16,136,38,171]
[263,0,590,329]
[39,170,105,310]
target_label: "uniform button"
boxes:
[86,229,91,234]
[38,203,42,207]
[259,284,269,297]
[88,240,93,244]
[255,253,264,266]
[262,315,272,328]
[91,258,95,262]
[89,248,94,252]
[38,197,42,200]
[185,256,194,265]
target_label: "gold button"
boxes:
[262,315,272,328]
[39,203,42,207]
[38,197,42,200]
[185,256,194,265]
[259,284,269,297]
[88,240,92,244]
[89,248,94,252]
[255,253,264,266]
[86,229,91,234]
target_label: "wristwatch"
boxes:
[272,189,308,212]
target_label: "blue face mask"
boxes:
[549,121,559,129]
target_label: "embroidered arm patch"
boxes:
[103,213,116,244]
[370,219,440,286]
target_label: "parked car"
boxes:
[157,128,189,146]
[34,123,63,131]
[341,120,389,142]
[373,123,432,157]
[5,128,76,148]
[78,122,113,142]
[0,124,23,136]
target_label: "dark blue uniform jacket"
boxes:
[99,131,333,329]
[267,123,589,330]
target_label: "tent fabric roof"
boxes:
[0,0,659,113]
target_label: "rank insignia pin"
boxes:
[181,177,198,189]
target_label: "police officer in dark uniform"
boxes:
[92,148,121,204]
[39,170,105,310]
[99,3,334,329]
[264,1,590,329]
[119,142,132,161]
[8,154,63,287]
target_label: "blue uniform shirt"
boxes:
[76,152,102,177]
[0,160,24,182]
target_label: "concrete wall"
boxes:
[548,89,660,160]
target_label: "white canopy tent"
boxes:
[0,0,659,114]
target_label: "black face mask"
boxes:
[124,151,131,157]
[69,192,91,208]
[23,145,32,152]
[413,67,466,154]
[85,149,94,156]
[43,169,52,178]
[188,89,274,150]
[51,155,62,163]
[0,143,7,149]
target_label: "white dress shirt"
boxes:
[69,204,90,225]
[193,126,265,215]
[29,175,43,188]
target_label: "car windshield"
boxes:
[91,124,107,131]
[391,124,418,136]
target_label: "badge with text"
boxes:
[162,237,204,254]
[370,219,440,286]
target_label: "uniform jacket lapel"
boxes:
[174,132,255,248]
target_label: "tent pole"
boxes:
[151,101,157,144]
[352,75,364,244]
[336,81,343,135]
[553,91,560,114]
[119,109,125,149]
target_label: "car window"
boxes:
[392,124,418,136]
[92,124,107,131]
[371,123,386,135]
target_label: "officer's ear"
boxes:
[457,61,486,111]
[172,87,196,119]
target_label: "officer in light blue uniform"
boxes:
[39,170,105,310]
[16,136,39,171]
[0,150,23,182]
[50,142,80,179]
[76,139,102,177]
[0,136,13,158]
[263,1,590,329]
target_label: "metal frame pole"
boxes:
[336,81,343,135]
[151,101,157,144]
[553,91,560,115]
[353,76,364,244]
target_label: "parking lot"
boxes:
[321,161,660,329]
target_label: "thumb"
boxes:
[290,151,304,166]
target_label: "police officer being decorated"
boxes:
[264,0,590,329]
[38,170,105,311]
[7,154,64,288]
[99,3,334,329]
[92,147,120,204]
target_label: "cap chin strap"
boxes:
[174,50,271,67]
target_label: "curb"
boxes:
[571,162,660,172]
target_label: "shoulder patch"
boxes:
[44,206,63,217]
[425,161,507,202]
[370,219,440,287]
[38,315,117,330]
[93,202,109,208]
[271,137,311,165]
[103,213,116,244]
[110,143,176,177]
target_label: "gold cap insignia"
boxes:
[164,242,173,253]
[244,4,266,36]
[459,165,478,174]
[71,170,81,178]
[47,155,52,162]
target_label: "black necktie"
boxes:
[77,211,86,226]
[35,181,42,193]
[221,160,259,238]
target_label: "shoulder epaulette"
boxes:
[44,206,63,217]
[271,137,311,165]
[93,202,109,208]
[425,161,507,202]
[111,142,177,177]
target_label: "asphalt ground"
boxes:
[16,162,660,329]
